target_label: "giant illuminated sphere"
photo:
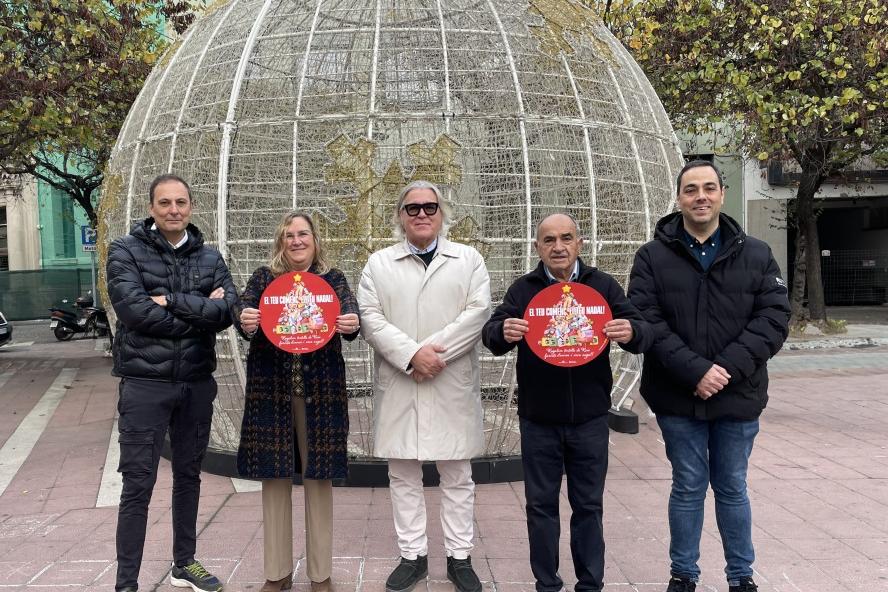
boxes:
[100,0,683,465]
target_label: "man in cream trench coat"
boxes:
[358,180,491,592]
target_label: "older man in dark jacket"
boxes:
[628,161,790,592]
[106,174,237,592]
[483,213,653,592]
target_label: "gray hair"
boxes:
[392,179,452,239]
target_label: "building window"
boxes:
[53,192,76,259]
[864,207,888,231]
[0,206,8,270]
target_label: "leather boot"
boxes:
[261,573,293,592]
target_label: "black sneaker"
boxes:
[446,556,482,592]
[386,555,428,592]
[729,577,758,592]
[170,561,223,592]
[666,575,696,592]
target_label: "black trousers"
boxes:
[520,414,609,592]
[115,377,216,591]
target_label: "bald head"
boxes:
[536,213,579,240]
[535,213,583,282]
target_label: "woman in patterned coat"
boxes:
[235,211,360,592]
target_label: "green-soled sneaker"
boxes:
[170,560,223,592]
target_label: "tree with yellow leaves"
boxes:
[599,0,887,328]
[0,1,202,225]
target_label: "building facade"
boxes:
[679,134,888,307]
[0,173,41,271]
[746,160,888,306]
[0,173,98,272]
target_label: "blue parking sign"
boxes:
[81,226,97,252]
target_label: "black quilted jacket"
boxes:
[628,213,790,420]
[107,218,237,382]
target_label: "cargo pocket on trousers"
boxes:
[194,422,211,465]
[118,430,156,475]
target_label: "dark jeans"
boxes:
[656,415,759,583]
[520,414,609,592]
[115,377,216,591]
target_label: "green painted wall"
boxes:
[677,129,746,227]
[37,180,96,270]
[714,154,745,226]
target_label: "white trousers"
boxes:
[387,458,475,560]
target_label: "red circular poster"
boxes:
[523,282,613,367]
[259,271,341,353]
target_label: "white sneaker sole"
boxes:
[170,574,222,591]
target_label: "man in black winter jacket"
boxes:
[482,214,652,592]
[628,161,790,592]
[106,174,237,592]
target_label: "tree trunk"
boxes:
[789,230,807,326]
[794,167,828,324]
[73,187,99,228]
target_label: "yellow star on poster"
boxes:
[293,273,302,282]
[562,284,572,293]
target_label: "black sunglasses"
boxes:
[402,202,439,217]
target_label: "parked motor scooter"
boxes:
[49,294,111,341]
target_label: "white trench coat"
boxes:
[358,237,491,460]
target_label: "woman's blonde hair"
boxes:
[269,211,330,276]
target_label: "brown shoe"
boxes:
[261,574,293,592]
[310,578,333,592]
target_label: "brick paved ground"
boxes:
[0,337,887,592]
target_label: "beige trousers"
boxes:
[262,397,333,582]
[388,458,475,560]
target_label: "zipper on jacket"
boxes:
[670,233,742,273]
[695,238,742,360]
[709,237,743,269]
[172,254,181,381]
[698,270,710,359]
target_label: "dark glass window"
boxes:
[53,192,76,259]
[0,205,8,271]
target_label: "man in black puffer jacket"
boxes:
[483,214,653,592]
[628,161,790,592]
[106,174,237,592]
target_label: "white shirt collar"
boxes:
[406,236,438,255]
[544,259,579,283]
[151,223,189,249]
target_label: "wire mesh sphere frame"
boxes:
[99,0,684,478]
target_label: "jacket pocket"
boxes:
[375,361,397,392]
[738,371,764,400]
[117,429,157,475]
[449,354,474,389]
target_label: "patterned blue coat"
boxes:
[235,266,359,480]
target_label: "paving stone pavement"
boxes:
[1,337,887,592]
